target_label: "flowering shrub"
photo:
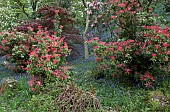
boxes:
[0,31,32,72]
[87,0,169,87]
[1,28,71,87]
[27,29,70,81]
[89,26,170,87]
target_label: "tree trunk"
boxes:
[83,13,90,59]
[82,0,89,59]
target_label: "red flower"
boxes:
[38,26,42,29]
[111,15,117,19]
[53,60,58,64]
[163,43,169,47]
[55,10,59,14]
[93,46,98,50]
[152,54,156,57]
[95,58,101,62]
[59,25,63,29]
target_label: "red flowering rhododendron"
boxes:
[89,25,170,87]
[0,27,71,91]
[87,0,169,87]
[27,28,71,82]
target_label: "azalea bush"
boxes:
[0,30,33,72]
[88,0,170,87]
[27,28,71,85]
[89,26,170,87]
[0,27,70,74]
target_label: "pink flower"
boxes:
[152,53,156,57]
[117,46,123,51]
[53,60,58,64]
[111,74,115,77]
[63,75,68,79]
[163,43,169,47]
[144,82,153,88]
[166,50,170,54]
[52,20,56,23]
[155,44,159,49]
[36,81,42,86]
[117,2,127,7]
[1,39,7,44]
[124,68,131,74]
[30,88,35,92]
[55,10,59,14]
[28,80,34,87]
[93,46,98,50]
[111,15,117,19]
[38,26,42,29]
[59,25,63,29]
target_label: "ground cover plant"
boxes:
[0,0,170,112]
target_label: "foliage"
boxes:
[147,90,170,111]
[0,1,18,31]
[162,0,170,12]
[27,81,63,111]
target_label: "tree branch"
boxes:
[15,0,29,17]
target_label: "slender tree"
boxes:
[82,0,89,59]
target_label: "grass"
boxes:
[71,59,170,111]
[0,58,170,112]
[0,76,31,112]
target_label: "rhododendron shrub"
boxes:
[88,0,169,87]
[1,28,71,92]
[27,29,71,81]
[89,26,170,87]
[0,28,70,80]
[0,31,33,72]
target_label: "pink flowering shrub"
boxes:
[89,26,170,87]
[88,0,169,87]
[0,28,71,91]
[27,29,70,81]
[0,30,33,72]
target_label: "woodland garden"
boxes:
[0,0,170,111]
